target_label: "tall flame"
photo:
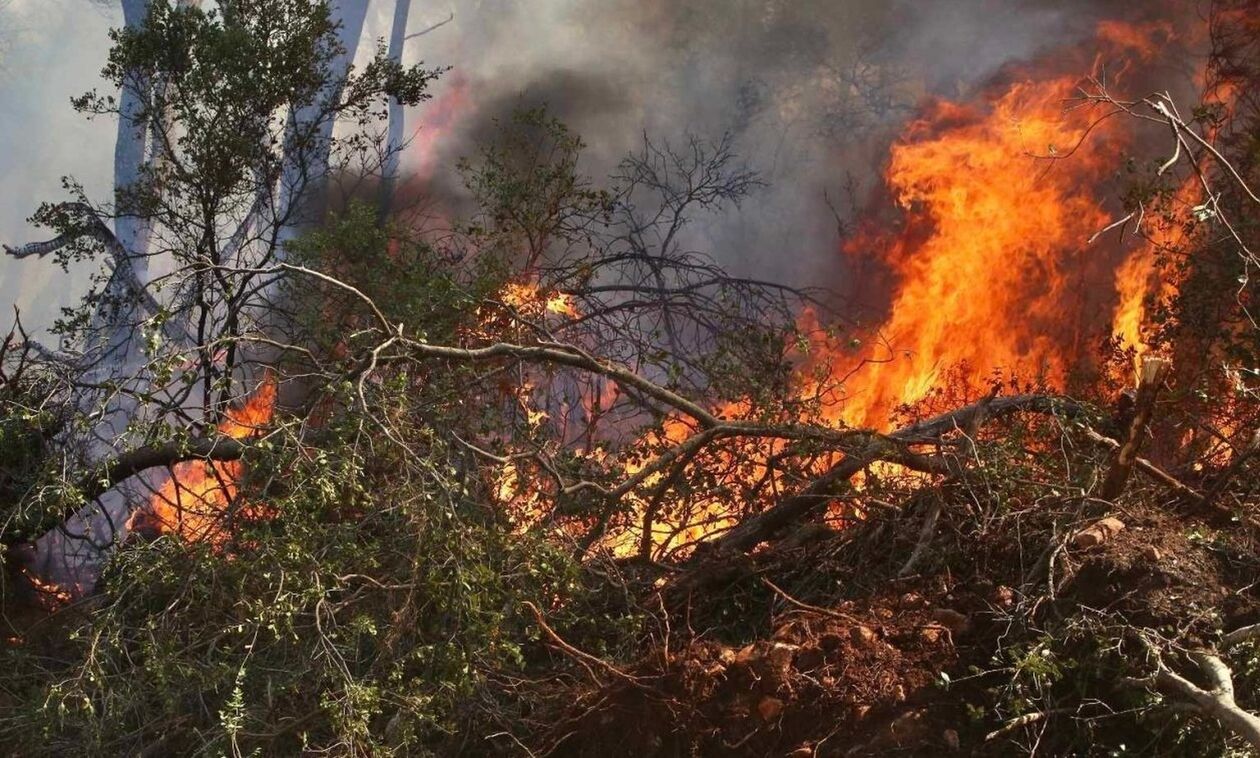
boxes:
[822,75,1123,429]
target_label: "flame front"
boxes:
[807,19,1212,429]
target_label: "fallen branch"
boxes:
[760,577,861,623]
[523,601,643,687]
[5,436,246,546]
[1082,427,1204,504]
[898,497,943,578]
[984,709,1071,742]
[1125,638,1260,749]
[1221,623,1260,649]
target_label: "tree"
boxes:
[4,0,438,592]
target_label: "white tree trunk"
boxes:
[275,0,368,250]
[378,0,412,222]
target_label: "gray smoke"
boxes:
[1,0,1136,332]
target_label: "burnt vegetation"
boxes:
[0,1,1259,756]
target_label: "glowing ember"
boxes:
[20,569,73,610]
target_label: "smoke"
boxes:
[0,1,117,333]
[374,0,1154,292]
[1,0,1170,330]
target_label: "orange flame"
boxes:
[820,74,1122,429]
[501,282,579,318]
[490,13,1247,557]
[130,372,278,544]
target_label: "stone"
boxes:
[734,643,759,667]
[898,591,925,608]
[850,625,878,647]
[1072,516,1125,548]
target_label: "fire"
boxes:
[1095,19,1175,60]
[822,74,1122,429]
[480,13,1250,557]
[20,569,72,610]
[406,75,471,186]
[493,20,1176,550]
[129,372,278,544]
[1111,73,1241,360]
[501,281,579,317]
[1110,176,1198,358]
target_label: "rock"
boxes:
[756,696,785,722]
[850,625,878,647]
[930,608,971,635]
[872,709,930,748]
[735,641,799,687]
[943,728,961,750]
[765,641,798,672]
[1072,516,1125,548]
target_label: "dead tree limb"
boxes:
[1082,427,1204,504]
[1100,357,1171,501]
[5,437,248,546]
[712,394,1091,553]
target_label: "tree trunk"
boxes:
[378,0,412,224]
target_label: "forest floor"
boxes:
[532,491,1260,756]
